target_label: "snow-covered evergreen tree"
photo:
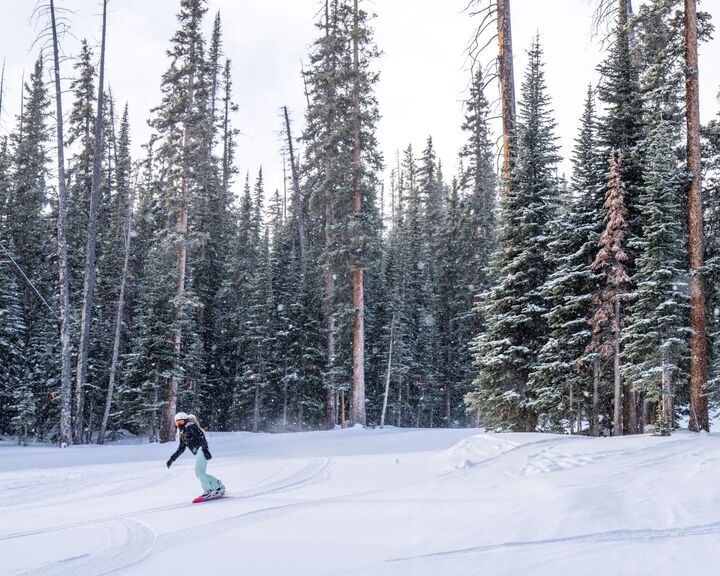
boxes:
[467,38,559,432]
[597,0,645,242]
[702,111,720,406]
[7,57,58,440]
[623,120,689,433]
[531,87,606,433]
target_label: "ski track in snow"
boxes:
[16,519,156,576]
[0,458,332,542]
[0,467,183,512]
[385,519,720,562]
[2,458,334,575]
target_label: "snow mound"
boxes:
[444,434,520,470]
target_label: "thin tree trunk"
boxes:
[685,0,709,432]
[350,0,366,427]
[50,0,73,448]
[0,58,5,122]
[591,357,600,436]
[445,383,451,428]
[282,382,288,432]
[161,14,198,443]
[661,349,672,434]
[497,0,516,188]
[283,105,305,266]
[569,384,574,434]
[253,379,260,432]
[613,297,623,436]
[397,381,403,427]
[577,402,583,435]
[97,170,135,444]
[339,390,346,428]
[623,382,637,434]
[74,0,108,444]
[380,314,396,427]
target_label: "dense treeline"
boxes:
[0,0,718,443]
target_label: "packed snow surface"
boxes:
[1,426,719,575]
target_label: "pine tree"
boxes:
[467,37,559,431]
[588,150,632,435]
[7,57,58,441]
[66,39,97,298]
[702,112,720,406]
[0,241,27,435]
[441,65,498,427]
[531,87,606,434]
[147,0,209,441]
[597,0,645,240]
[624,120,689,433]
[301,0,383,427]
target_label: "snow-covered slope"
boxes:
[1,427,718,575]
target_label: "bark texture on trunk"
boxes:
[50,0,73,447]
[75,0,108,444]
[497,0,516,187]
[685,0,709,432]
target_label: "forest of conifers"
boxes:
[0,0,719,445]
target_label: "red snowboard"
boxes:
[192,493,226,503]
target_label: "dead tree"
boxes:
[97,164,136,445]
[467,0,515,187]
[48,0,73,447]
[589,151,631,436]
[74,0,108,444]
[283,105,306,267]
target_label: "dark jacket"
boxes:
[167,422,211,466]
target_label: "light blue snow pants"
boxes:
[195,450,223,492]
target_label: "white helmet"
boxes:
[174,412,189,421]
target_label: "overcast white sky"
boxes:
[1,0,719,203]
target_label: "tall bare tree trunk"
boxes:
[50,0,73,447]
[380,314,396,427]
[97,170,135,445]
[613,297,623,436]
[350,0,366,427]
[497,0,516,187]
[75,0,108,444]
[685,0,709,432]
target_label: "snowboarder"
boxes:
[166,412,225,502]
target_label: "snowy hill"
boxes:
[1,427,719,575]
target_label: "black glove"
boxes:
[166,459,172,469]
[203,449,212,460]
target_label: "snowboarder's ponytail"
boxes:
[187,414,205,434]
